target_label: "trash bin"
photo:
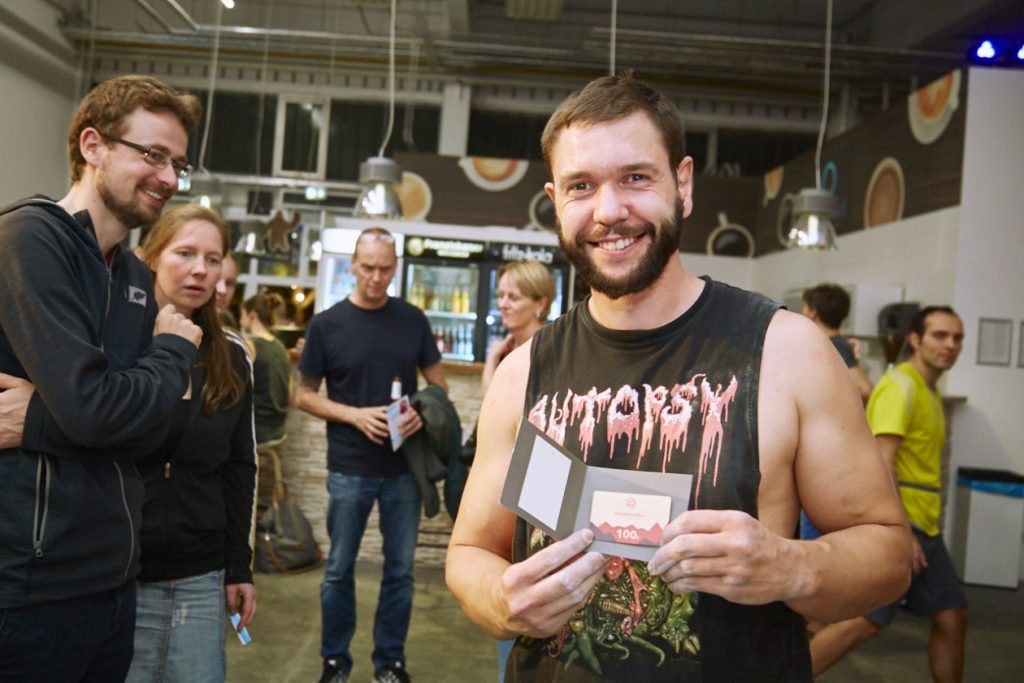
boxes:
[952,467,1024,588]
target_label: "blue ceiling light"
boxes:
[967,36,1024,67]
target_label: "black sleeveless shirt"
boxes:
[507,277,811,682]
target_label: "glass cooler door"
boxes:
[405,261,480,362]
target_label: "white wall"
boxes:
[683,252,755,292]
[0,1,76,203]
[943,69,1024,558]
[751,207,960,306]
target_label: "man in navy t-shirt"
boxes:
[297,227,446,683]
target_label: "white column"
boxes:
[438,81,471,157]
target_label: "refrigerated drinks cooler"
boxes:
[318,219,571,363]
[403,235,569,363]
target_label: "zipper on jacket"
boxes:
[113,462,136,581]
[164,462,172,479]
[100,266,113,351]
[32,455,52,558]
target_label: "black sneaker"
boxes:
[373,661,411,683]
[317,658,349,683]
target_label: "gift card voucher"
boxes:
[501,421,692,561]
[589,491,672,547]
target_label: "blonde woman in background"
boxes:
[479,260,555,682]
[481,261,556,394]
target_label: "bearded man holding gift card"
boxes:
[446,73,912,683]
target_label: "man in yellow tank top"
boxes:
[811,306,968,683]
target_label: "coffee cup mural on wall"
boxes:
[864,157,905,229]
[908,70,961,146]
[706,212,754,258]
[459,157,529,192]
[395,171,432,220]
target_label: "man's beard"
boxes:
[558,199,684,300]
[96,168,163,229]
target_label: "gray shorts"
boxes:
[866,529,968,626]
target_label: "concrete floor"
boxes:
[228,560,1024,683]
[226,562,495,683]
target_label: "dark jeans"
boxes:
[0,581,137,682]
[321,471,420,673]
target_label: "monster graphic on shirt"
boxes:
[517,375,738,676]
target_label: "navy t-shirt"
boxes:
[298,297,440,476]
[829,334,858,368]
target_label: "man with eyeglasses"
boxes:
[0,75,203,680]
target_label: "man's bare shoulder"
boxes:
[482,338,532,423]
[762,308,842,382]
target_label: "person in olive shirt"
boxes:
[811,306,968,682]
[241,291,292,444]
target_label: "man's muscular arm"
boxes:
[446,342,607,639]
[650,311,910,622]
[875,433,927,573]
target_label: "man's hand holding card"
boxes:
[386,396,423,450]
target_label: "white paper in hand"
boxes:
[387,396,410,451]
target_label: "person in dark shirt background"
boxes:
[802,283,873,401]
[297,227,447,683]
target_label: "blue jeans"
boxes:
[497,639,515,682]
[321,471,420,673]
[0,582,136,682]
[126,569,227,683]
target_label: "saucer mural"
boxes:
[526,190,557,232]
[763,166,784,205]
[706,212,754,257]
[908,70,961,145]
[863,157,905,229]
[395,171,432,220]
[459,156,529,191]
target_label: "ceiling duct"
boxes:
[507,0,564,22]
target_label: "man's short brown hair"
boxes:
[802,283,851,329]
[541,71,687,178]
[67,75,202,182]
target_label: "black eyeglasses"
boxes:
[101,133,193,179]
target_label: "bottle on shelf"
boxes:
[434,329,444,355]
[454,325,465,357]
[450,286,460,314]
